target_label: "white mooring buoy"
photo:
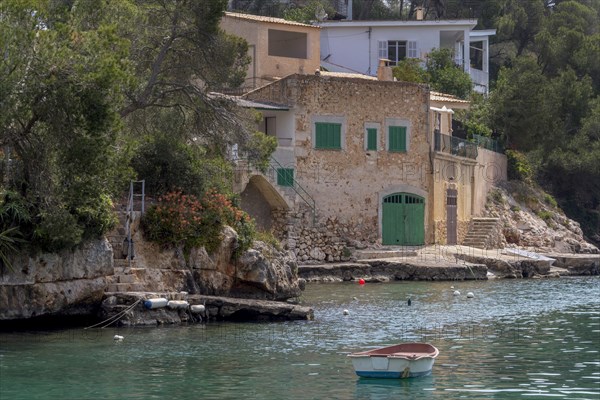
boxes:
[343,309,350,316]
[466,292,475,298]
[453,290,461,296]
[113,335,124,341]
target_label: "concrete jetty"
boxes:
[100,291,313,327]
[298,245,599,282]
[299,258,487,282]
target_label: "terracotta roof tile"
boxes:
[224,12,320,29]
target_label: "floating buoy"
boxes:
[190,304,205,313]
[144,298,168,309]
[113,335,124,341]
[167,300,189,310]
[453,290,461,296]
[358,278,365,285]
[466,292,475,298]
[343,309,350,315]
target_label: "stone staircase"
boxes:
[234,157,316,224]
[106,211,147,293]
[462,218,501,249]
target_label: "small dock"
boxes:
[299,245,599,282]
[100,291,313,327]
[299,258,488,282]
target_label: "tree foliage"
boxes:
[488,0,600,243]
[0,0,267,256]
[392,48,472,99]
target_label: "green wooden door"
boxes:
[382,193,425,245]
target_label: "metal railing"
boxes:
[241,157,316,224]
[124,180,145,265]
[472,134,504,154]
[434,131,478,159]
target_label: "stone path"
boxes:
[299,245,599,281]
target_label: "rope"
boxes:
[84,298,142,330]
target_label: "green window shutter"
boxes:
[277,168,294,187]
[389,126,407,152]
[366,128,377,151]
[315,122,341,149]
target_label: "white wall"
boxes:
[320,25,469,76]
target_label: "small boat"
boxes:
[348,343,439,378]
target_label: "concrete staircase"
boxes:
[106,211,147,293]
[462,218,500,249]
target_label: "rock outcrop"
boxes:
[189,232,302,300]
[0,239,113,319]
[484,182,599,254]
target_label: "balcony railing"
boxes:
[472,134,504,154]
[434,131,478,159]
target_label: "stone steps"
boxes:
[462,218,500,249]
[106,258,148,293]
[106,282,146,292]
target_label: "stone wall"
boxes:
[246,74,432,259]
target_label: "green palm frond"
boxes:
[0,227,26,272]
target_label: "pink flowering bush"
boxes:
[142,189,255,257]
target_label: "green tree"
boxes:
[392,58,428,83]
[283,0,336,23]
[425,48,473,99]
[489,56,554,150]
[1,0,132,251]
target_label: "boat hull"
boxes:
[349,343,439,379]
[350,356,435,378]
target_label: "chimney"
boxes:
[377,59,393,81]
[346,0,353,21]
[416,6,424,21]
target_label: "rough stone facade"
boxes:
[245,74,432,260]
[240,73,509,260]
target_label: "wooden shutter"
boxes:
[315,122,341,149]
[277,168,294,187]
[366,128,377,151]
[378,41,388,59]
[389,126,407,152]
[408,41,418,58]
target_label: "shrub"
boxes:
[543,193,558,208]
[537,210,553,224]
[392,59,427,83]
[141,189,256,259]
[489,189,504,204]
[131,135,232,198]
[34,208,84,252]
[255,230,282,251]
[506,150,533,182]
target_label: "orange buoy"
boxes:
[358,278,365,285]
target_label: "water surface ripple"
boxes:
[1,277,598,399]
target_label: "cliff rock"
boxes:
[0,239,113,319]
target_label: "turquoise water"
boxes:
[1,277,599,399]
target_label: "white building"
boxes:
[317,19,495,94]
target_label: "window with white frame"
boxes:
[378,40,418,65]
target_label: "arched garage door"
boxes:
[382,193,425,245]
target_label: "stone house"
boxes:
[232,70,506,262]
[220,12,321,91]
